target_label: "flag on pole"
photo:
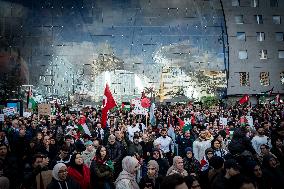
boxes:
[239,94,249,104]
[101,83,117,129]
[149,103,156,126]
[261,87,274,96]
[275,93,280,104]
[27,89,37,110]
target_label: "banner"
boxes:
[131,98,148,115]
[219,117,228,126]
[3,107,16,116]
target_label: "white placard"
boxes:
[219,117,228,126]
[23,112,32,118]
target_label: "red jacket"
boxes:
[67,164,90,189]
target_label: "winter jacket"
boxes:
[106,142,123,163]
[67,165,90,189]
[47,177,81,189]
[90,158,114,189]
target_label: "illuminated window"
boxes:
[259,50,267,60]
[279,50,284,58]
[273,16,281,24]
[235,15,244,24]
[237,32,246,41]
[232,0,240,6]
[251,0,259,7]
[257,32,265,41]
[255,15,263,24]
[239,72,250,86]
[260,72,270,86]
[239,50,248,59]
[276,32,284,41]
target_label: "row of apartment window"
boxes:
[232,0,279,7]
[236,32,283,41]
[235,15,281,24]
[239,71,284,86]
[238,50,284,59]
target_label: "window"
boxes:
[279,50,284,58]
[260,72,270,86]
[270,0,279,7]
[259,50,267,59]
[276,32,284,41]
[239,72,250,86]
[251,0,259,7]
[235,15,244,24]
[281,72,284,84]
[255,15,263,24]
[232,0,240,6]
[273,16,281,24]
[239,50,248,59]
[237,32,246,40]
[257,32,265,41]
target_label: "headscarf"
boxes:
[115,156,140,189]
[147,160,159,179]
[166,156,188,176]
[52,163,66,181]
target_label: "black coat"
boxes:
[47,177,81,189]
[106,142,122,163]
[90,159,114,189]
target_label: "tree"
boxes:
[200,96,218,108]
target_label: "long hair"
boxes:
[95,145,109,161]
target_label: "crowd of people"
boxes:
[0,101,284,189]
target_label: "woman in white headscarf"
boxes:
[166,156,188,177]
[47,163,81,189]
[115,156,140,189]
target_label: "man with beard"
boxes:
[193,130,212,162]
[154,128,174,165]
[251,126,272,155]
[106,134,123,178]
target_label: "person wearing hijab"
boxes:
[166,156,188,177]
[183,147,201,177]
[115,156,140,189]
[139,160,162,189]
[67,153,90,189]
[47,163,81,189]
[151,148,169,177]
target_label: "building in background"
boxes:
[221,0,284,102]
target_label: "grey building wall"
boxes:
[221,0,284,95]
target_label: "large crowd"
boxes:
[0,102,284,189]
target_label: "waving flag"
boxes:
[27,89,37,110]
[101,84,117,128]
[149,103,156,126]
[239,94,249,104]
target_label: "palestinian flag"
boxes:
[261,87,274,96]
[27,89,37,110]
[77,116,91,136]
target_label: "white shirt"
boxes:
[155,136,174,153]
[193,139,212,162]
[127,125,141,142]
